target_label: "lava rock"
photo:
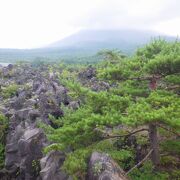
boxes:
[40,151,69,180]
[88,152,129,180]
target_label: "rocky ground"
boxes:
[0,64,127,180]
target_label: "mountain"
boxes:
[48,29,174,53]
[0,29,175,63]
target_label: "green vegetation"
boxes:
[40,39,180,179]
[32,159,40,176]
[1,84,19,99]
[0,114,8,168]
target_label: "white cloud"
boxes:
[153,17,180,37]
[0,0,179,48]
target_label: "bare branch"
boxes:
[165,85,180,90]
[129,75,162,81]
[125,149,153,175]
[104,128,149,139]
[157,124,180,137]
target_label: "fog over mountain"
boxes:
[48,29,174,51]
[0,29,175,62]
[1,0,180,49]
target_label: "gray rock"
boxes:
[5,124,25,169]
[39,94,63,120]
[17,128,47,179]
[88,152,129,180]
[14,108,33,121]
[68,101,80,110]
[1,64,75,179]
[17,89,32,99]
[24,99,37,108]
[10,97,25,110]
[78,66,96,80]
[7,64,13,71]
[5,127,47,180]
[36,83,47,95]
[40,151,69,180]
[2,68,11,78]
[54,84,69,105]
[33,80,41,91]
[28,109,41,121]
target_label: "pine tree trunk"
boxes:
[148,123,160,169]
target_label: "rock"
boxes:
[39,94,64,120]
[5,124,25,170]
[7,64,13,71]
[10,97,25,110]
[36,83,47,95]
[68,101,80,110]
[90,80,110,92]
[40,151,69,180]
[14,108,33,122]
[2,68,11,78]
[0,106,8,114]
[17,89,32,99]
[5,127,47,180]
[79,66,96,80]
[88,152,129,180]
[24,99,37,108]
[0,64,74,179]
[0,167,17,180]
[54,84,69,105]
[28,109,41,121]
[33,80,41,92]
[78,67,110,92]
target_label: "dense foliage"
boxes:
[1,84,19,99]
[41,39,180,179]
[0,114,8,168]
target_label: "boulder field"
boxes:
[0,64,127,180]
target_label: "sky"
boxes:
[0,0,180,49]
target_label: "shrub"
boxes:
[1,84,19,98]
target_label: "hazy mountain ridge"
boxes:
[49,29,173,48]
[0,29,175,62]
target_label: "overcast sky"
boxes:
[0,0,180,49]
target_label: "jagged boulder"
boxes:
[33,80,41,92]
[7,64,13,71]
[40,151,69,180]
[68,101,80,110]
[90,80,110,92]
[28,109,41,122]
[39,93,63,120]
[5,127,47,180]
[2,67,11,78]
[78,66,96,80]
[36,83,47,95]
[0,64,74,180]
[10,97,25,110]
[23,99,38,109]
[5,124,26,173]
[78,67,110,92]
[14,108,33,122]
[17,128,47,180]
[88,152,129,180]
[52,83,69,105]
[17,89,32,99]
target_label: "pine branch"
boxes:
[157,124,180,137]
[129,73,180,82]
[104,128,149,139]
[128,75,162,81]
[165,85,180,90]
[125,149,153,175]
